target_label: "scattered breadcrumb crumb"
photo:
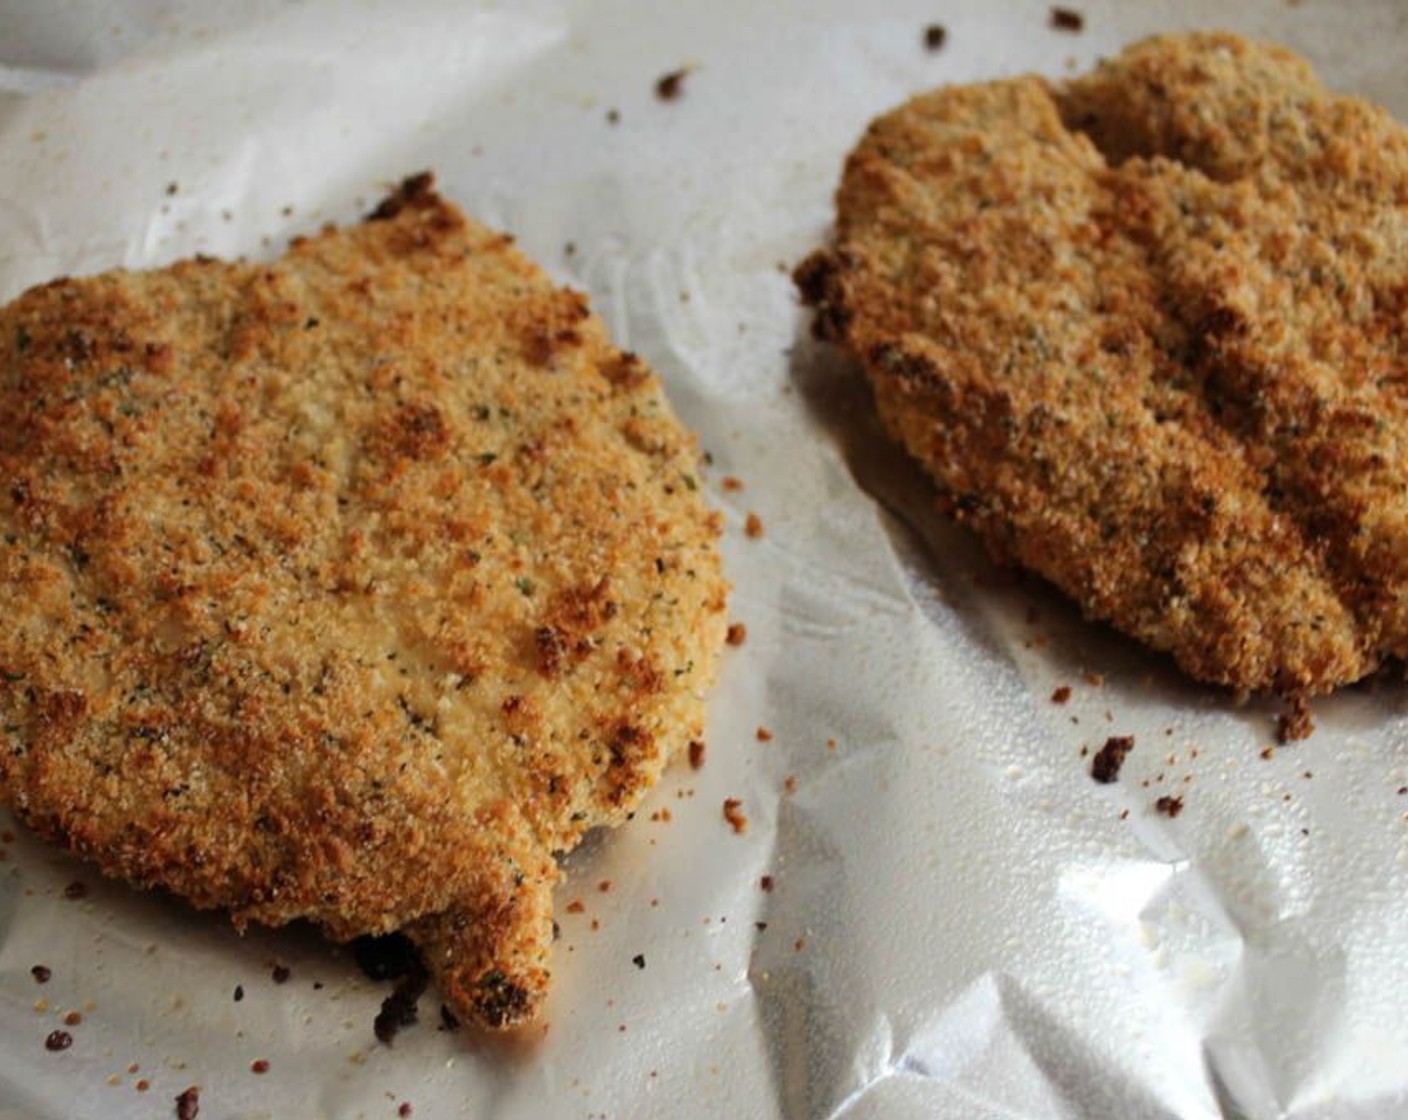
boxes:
[688,740,707,770]
[755,726,773,742]
[1090,736,1134,784]
[1051,685,1072,704]
[726,623,747,646]
[722,799,748,834]
[744,512,764,538]
[1154,795,1184,818]
[655,69,688,101]
[1050,6,1084,31]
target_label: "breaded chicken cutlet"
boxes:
[0,174,727,1029]
[797,32,1408,714]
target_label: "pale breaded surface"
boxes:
[0,174,727,1028]
[797,33,1408,703]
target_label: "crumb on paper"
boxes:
[755,726,773,742]
[250,1060,270,1074]
[1051,685,1072,704]
[1082,672,1104,687]
[688,739,706,769]
[726,622,747,646]
[1050,6,1084,31]
[1154,795,1184,818]
[31,965,50,984]
[175,1085,201,1119]
[722,475,744,492]
[923,24,947,50]
[44,1029,72,1052]
[566,900,585,914]
[744,512,764,539]
[631,954,645,970]
[723,798,748,834]
[760,875,774,892]
[1090,735,1134,784]
[606,108,620,124]
[655,68,688,101]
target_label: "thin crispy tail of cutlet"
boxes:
[797,71,1380,696]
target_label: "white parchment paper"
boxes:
[1,2,1406,1117]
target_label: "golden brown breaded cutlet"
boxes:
[797,33,1408,708]
[0,173,727,1029]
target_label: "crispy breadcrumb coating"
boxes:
[798,33,1408,702]
[0,174,727,1029]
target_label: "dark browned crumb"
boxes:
[566,900,585,914]
[270,964,290,985]
[44,1030,72,1052]
[1277,694,1315,743]
[1091,736,1135,784]
[722,476,744,492]
[760,875,774,892]
[688,740,707,769]
[598,879,612,893]
[923,24,947,51]
[175,1086,200,1120]
[31,965,50,983]
[374,960,430,1046]
[756,726,773,742]
[1051,685,1072,704]
[62,1011,81,1026]
[723,798,748,834]
[745,512,764,539]
[233,984,244,1002]
[1154,795,1184,818]
[1050,7,1084,31]
[250,1060,270,1074]
[632,954,645,969]
[399,1105,413,1118]
[656,69,688,101]
[726,622,747,646]
[136,1080,151,1092]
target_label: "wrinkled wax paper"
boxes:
[1,2,1406,1117]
